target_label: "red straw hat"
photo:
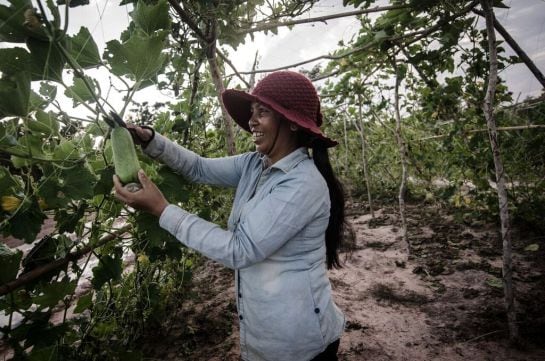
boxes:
[222,71,337,147]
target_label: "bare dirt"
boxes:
[142,203,545,361]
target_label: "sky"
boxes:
[1,0,544,115]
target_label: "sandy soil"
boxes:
[142,203,545,361]
[2,203,545,360]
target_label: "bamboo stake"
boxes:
[415,124,545,141]
[205,21,236,156]
[392,59,410,254]
[473,8,545,89]
[235,5,410,35]
[355,95,374,218]
[481,0,519,342]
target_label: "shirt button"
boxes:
[314,308,320,314]
[239,315,243,320]
[238,292,242,298]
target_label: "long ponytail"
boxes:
[311,144,347,269]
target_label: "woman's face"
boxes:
[248,102,297,163]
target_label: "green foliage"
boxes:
[104,30,168,82]
[27,38,66,82]
[0,0,34,42]
[0,243,23,284]
[92,252,123,290]
[131,0,170,35]
[65,27,102,68]
[0,48,31,118]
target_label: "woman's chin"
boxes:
[254,142,267,154]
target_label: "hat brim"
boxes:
[222,89,338,148]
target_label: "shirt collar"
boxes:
[260,147,310,173]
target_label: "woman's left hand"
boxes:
[113,169,169,217]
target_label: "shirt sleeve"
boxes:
[158,172,329,269]
[143,133,251,188]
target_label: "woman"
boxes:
[114,71,347,361]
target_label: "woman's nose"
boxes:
[248,113,258,128]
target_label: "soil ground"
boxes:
[140,203,545,361]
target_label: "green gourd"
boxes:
[111,124,142,192]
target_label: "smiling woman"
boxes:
[113,70,349,361]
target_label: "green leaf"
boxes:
[54,203,86,233]
[38,164,97,208]
[0,166,22,196]
[0,1,32,42]
[0,243,23,284]
[524,243,539,252]
[29,90,51,112]
[73,292,93,313]
[7,197,46,243]
[0,71,31,118]
[66,26,102,68]
[486,276,503,289]
[28,345,58,361]
[53,139,81,160]
[39,82,58,99]
[132,0,170,34]
[156,166,190,203]
[104,30,168,81]
[64,75,97,106]
[93,166,115,195]
[33,278,77,308]
[91,254,123,290]
[134,212,171,249]
[0,47,31,75]
[27,38,66,82]
[28,109,60,136]
[373,30,388,41]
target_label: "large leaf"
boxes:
[0,49,31,117]
[0,0,34,42]
[0,167,22,196]
[27,109,60,137]
[66,27,102,68]
[104,30,168,81]
[33,277,77,308]
[91,253,123,290]
[0,47,31,75]
[38,164,97,208]
[0,120,20,147]
[93,166,115,195]
[156,166,190,203]
[26,38,66,82]
[54,202,86,234]
[28,345,58,361]
[0,243,23,284]
[6,197,46,243]
[131,0,170,35]
[73,292,93,313]
[64,75,97,106]
[0,74,30,117]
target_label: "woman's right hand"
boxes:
[126,125,154,147]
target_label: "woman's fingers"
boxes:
[112,174,135,205]
[137,169,151,188]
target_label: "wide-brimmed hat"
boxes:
[221,71,338,148]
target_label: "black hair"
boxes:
[297,132,348,269]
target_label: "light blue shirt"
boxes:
[144,134,345,361]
